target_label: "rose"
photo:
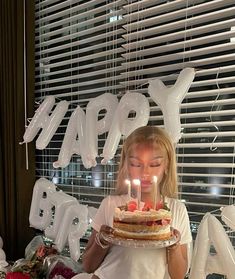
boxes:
[36,245,58,260]
[36,246,46,258]
[49,263,77,279]
[6,272,31,279]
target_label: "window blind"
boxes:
[34,0,235,248]
[35,0,126,207]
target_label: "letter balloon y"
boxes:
[148,68,195,144]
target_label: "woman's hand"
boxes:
[95,225,114,249]
[172,228,181,241]
[100,225,114,236]
[167,228,181,251]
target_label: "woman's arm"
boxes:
[82,226,112,273]
[167,243,188,279]
[167,229,188,279]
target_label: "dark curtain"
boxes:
[0,0,36,260]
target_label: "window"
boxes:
[35,0,235,256]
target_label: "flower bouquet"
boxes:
[5,245,58,279]
[3,235,82,279]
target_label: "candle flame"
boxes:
[132,179,141,186]
[152,176,158,183]
[125,179,131,185]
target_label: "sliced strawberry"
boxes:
[146,221,154,226]
[156,200,163,210]
[142,201,153,211]
[127,200,137,211]
[161,219,171,225]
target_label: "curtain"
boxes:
[0,0,35,260]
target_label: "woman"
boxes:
[82,126,192,279]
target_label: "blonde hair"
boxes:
[116,126,178,198]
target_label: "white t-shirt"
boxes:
[91,195,192,279]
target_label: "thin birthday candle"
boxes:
[133,179,141,209]
[125,179,131,199]
[152,176,158,210]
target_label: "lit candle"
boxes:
[152,176,158,210]
[133,179,141,209]
[125,179,131,199]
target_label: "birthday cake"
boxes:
[113,200,172,240]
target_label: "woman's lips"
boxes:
[141,180,151,187]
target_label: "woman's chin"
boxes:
[141,187,151,193]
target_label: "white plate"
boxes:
[101,227,179,249]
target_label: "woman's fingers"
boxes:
[172,228,181,242]
[100,224,114,234]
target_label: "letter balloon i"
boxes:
[23,95,69,149]
[55,203,88,261]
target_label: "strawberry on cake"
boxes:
[113,200,172,240]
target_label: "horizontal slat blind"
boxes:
[34,0,235,250]
[35,0,126,206]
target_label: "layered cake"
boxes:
[113,200,172,240]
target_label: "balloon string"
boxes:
[23,0,29,170]
[230,146,235,205]
[136,81,149,89]
[182,0,188,68]
[209,68,221,151]
[25,142,29,170]
[189,208,221,218]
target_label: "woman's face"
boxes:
[127,143,167,195]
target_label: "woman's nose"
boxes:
[142,165,151,176]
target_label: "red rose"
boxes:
[6,272,31,279]
[49,263,77,279]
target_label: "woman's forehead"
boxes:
[128,142,166,156]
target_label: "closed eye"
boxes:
[128,158,142,167]
[129,162,141,167]
[149,164,161,167]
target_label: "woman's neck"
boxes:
[141,193,161,203]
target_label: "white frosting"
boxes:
[114,226,170,236]
[114,207,171,221]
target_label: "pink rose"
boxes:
[36,245,58,259]
[36,245,46,258]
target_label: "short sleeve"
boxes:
[169,199,193,272]
[170,200,192,245]
[91,196,109,232]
